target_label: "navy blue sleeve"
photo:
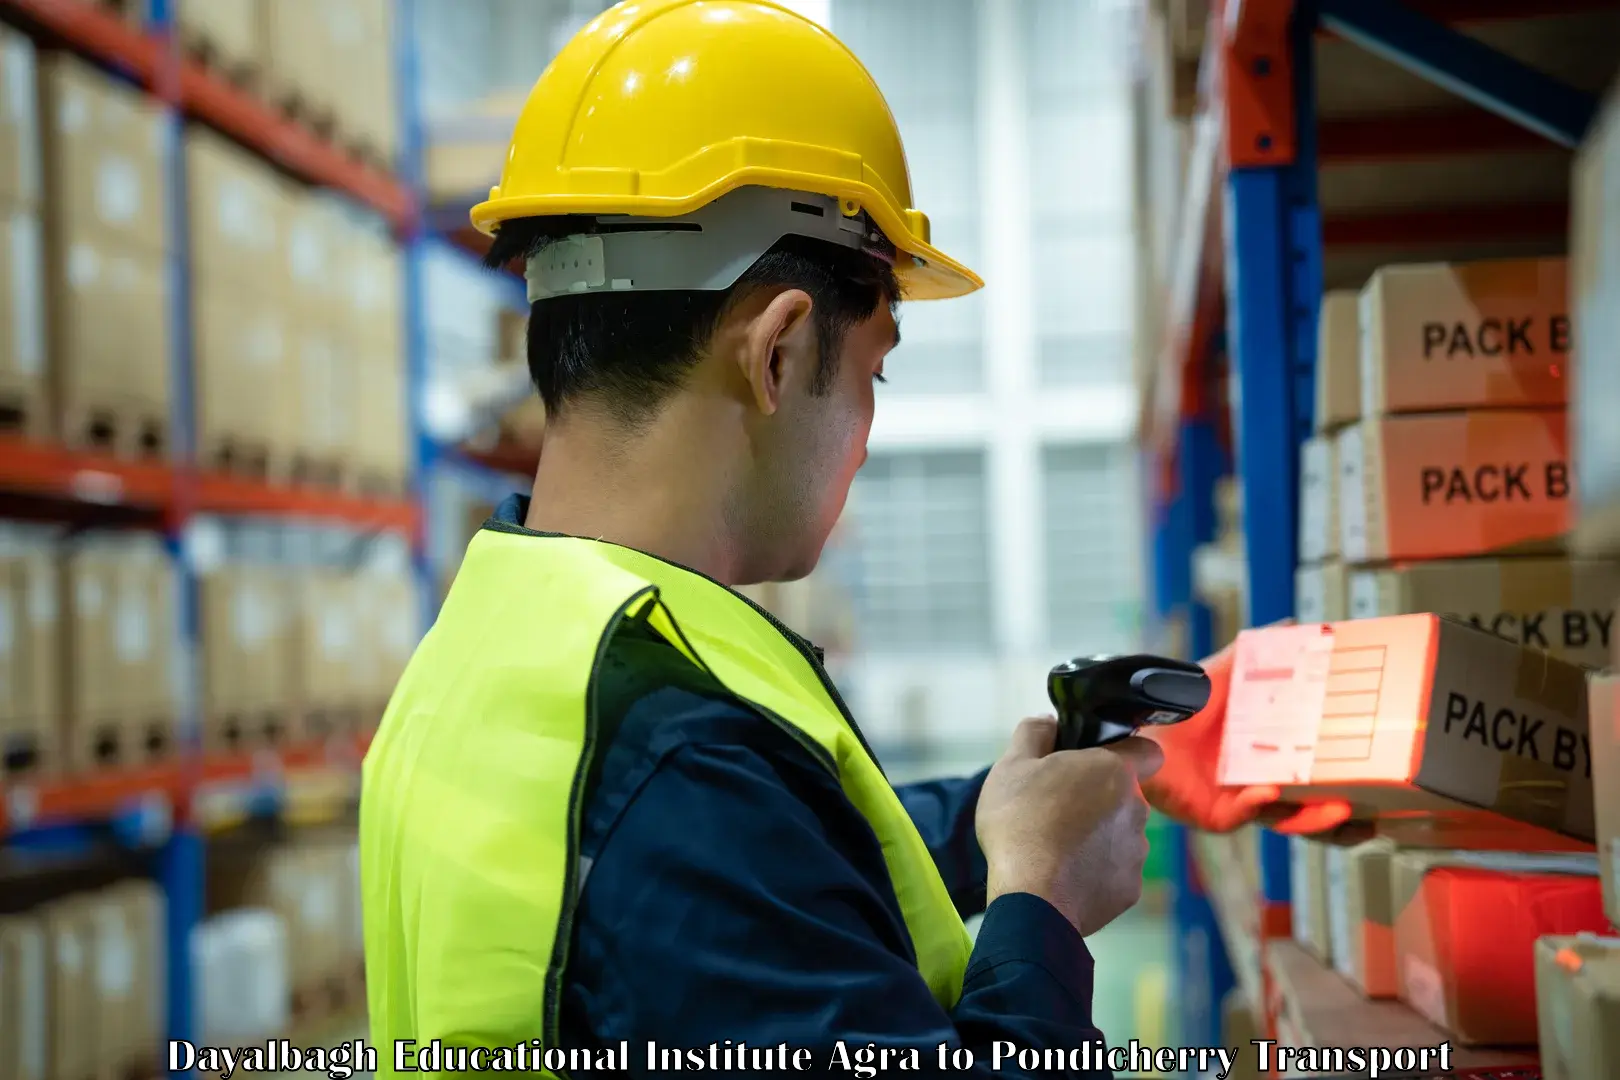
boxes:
[894,770,991,917]
[561,688,1110,1079]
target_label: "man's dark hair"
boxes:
[484,216,900,424]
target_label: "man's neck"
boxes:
[524,410,744,584]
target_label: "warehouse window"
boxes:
[833,0,983,393]
[1042,442,1144,652]
[845,450,994,652]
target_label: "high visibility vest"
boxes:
[359,530,972,1073]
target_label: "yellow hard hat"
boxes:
[469,0,982,301]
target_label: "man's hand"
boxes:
[1140,639,1354,835]
[977,716,1165,937]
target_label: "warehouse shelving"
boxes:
[0,0,437,1065]
[1142,0,1612,1052]
[0,0,413,228]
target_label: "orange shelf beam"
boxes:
[1,735,372,834]
[0,0,413,229]
[0,436,418,532]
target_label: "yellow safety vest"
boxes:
[359,529,972,1073]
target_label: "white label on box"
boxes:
[1347,571,1379,621]
[10,212,43,375]
[57,927,83,972]
[95,908,135,997]
[1337,425,1368,563]
[3,37,31,122]
[58,87,88,133]
[289,224,325,285]
[232,584,269,647]
[1325,847,1353,979]
[303,876,339,929]
[218,181,256,246]
[1403,954,1446,1027]
[17,927,45,1080]
[77,573,103,614]
[1298,439,1332,563]
[1295,566,1325,624]
[96,156,142,225]
[114,582,150,662]
[67,243,100,289]
[1290,838,1313,949]
[30,566,57,624]
[321,603,353,655]
[1219,625,1336,785]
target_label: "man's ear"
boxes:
[738,288,816,416]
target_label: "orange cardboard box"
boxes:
[1360,257,1569,414]
[1338,409,1569,564]
[1395,861,1606,1045]
[1217,616,1595,842]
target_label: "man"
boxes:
[359,2,1348,1076]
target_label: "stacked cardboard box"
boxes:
[186,125,291,476]
[1320,256,1618,665]
[259,0,397,164]
[343,227,408,493]
[0,881,166,1080]
[0,27,45,438]
[0,528,59,778]
[39,54,171,457]
[1295,291,1357,623]
[59,533,180,773]
[199,561,295,752]
[175,0,259,80]
[207,833,365,1019]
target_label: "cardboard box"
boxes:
[176,0,259,70]
[1572,82,1620,554]
[1338,409,1569,565]
[0,915,48,1080]
[0,544,59,772]
[1536,934,1620,1080]
[1289,837,1332,962]
[1315,289,1360,432]
[292,321,353,471]
[1298,435,1338,563]
[85,891,137,1078]
[355,341,407,487]
[1218,616,1594,841]
[1592,672,1620,926]
[184,126,286,297]
[1348,558,1620,669]
[39,53,167,258]
[258,0,324,110]
[200,563,295,748]
[0,28,41,210]
[1294,560,1347,624]
[1326,838,1398,999]
[192,280,289,458]
[282,190,348,331]
[0,210,47,419]
[111,880,163,1066]
[43,897,95,1080]
[1360,257,1569,414]
[49,235,170,435]
[1393,853,1606,1044]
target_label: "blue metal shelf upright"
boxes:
[1148,0,1607,1044]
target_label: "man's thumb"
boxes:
[1004,715,1058,760]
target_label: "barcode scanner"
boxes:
[1048,654,1212,751]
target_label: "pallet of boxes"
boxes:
[1251,248,1620,1069]
[0,879,168,1080]
[1532,71,1620,1080]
